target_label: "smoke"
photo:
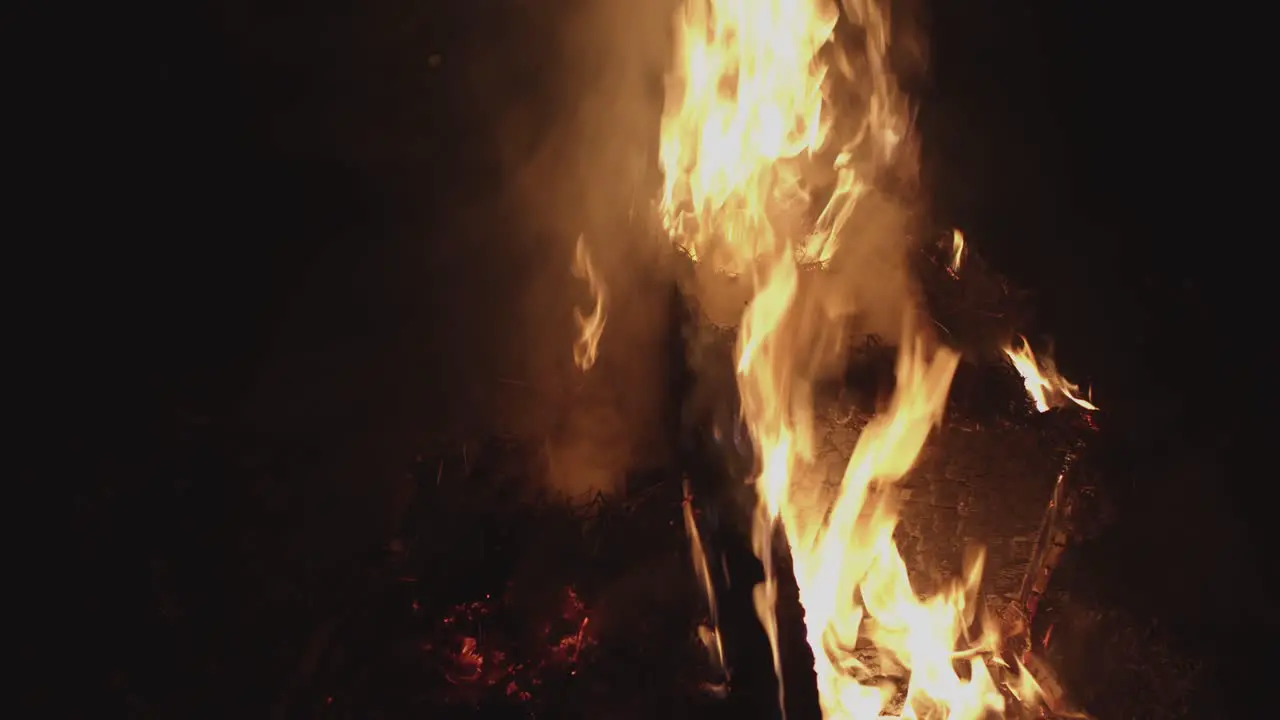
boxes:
[822,190,924,347]
[491,0,929,500]
[491,0,680,500]
[676,0,933,386]
[819,0,933,351]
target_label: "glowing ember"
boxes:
[447,636,486,685]
[658,0,1079,717]
[571,234,607,371]
[427,586,593,705]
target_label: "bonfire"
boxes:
[284,2,1148,718]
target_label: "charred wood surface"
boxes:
[813,408,1061,601]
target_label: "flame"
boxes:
[1003,335,1097,413]
[660,1,1018,717]
[659,0,908,273]
[571,235,607,371]
[682,478,730,694]
[1005,658,1046,708]
[948,229,965,277]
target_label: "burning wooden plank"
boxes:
[672,224,1106,718]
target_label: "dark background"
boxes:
[75,0,1268,715]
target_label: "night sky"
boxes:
[75,0,1269,715]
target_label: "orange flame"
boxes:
[949,229,965,277]
[659,0,1026,717]
[659,0,908,274]
[1003,335,1097,413]
[571,235,607,371]
[682,478,730,695]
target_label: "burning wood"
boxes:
[656,0,1109,715]
[288,348,1124,719]
[290,0,1152,715]
[1004,338,1097,414]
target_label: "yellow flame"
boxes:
[682,478,730,693]
[571,235,607,371]
[1006,658,1046,707]
[659,0,909,274]
[660,1,1018,717]
[949,229,965,276]
[1003,335,1097,413]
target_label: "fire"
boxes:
[949,229,965,277]
[660,0,1037,718]
[658,0,908,273]
[1003,335,1097,413]
[571,235,607,371]
[682,478,730,695]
